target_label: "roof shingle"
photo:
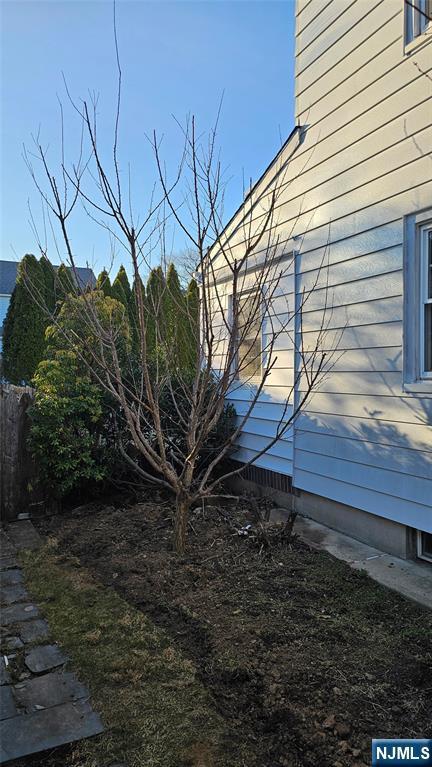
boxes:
[0,260,96,295]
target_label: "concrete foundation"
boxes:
[295,516,432,610]
[229,474,417,561]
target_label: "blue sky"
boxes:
[1,0,295,279]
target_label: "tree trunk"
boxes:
[174,496,190,555]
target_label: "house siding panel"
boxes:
[293,468,432,533]
[291,0,432,534]
[296,0,384,73]
[210,0,432,542]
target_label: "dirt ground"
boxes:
[37,495,432,767]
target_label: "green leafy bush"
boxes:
[29,291,130,499]
[28,266,231,502]
[30,350,109,497]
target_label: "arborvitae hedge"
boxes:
[130,275,146,356]
[145,266,165,361]
[165,263,188,373]
[55,263,75,304]
[2,254,48,384]
[117,265,131,302]
[39,255,56,313]
[3,255,199,386]
[186,278,199,373]
[111,265,131,311]
[2,287,17,376]
[95,269,112,297]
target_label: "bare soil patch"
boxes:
[37,496,432,767]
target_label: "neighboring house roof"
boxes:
[0,261,19,295]
[65,265,96,290]
[0,259,96,295]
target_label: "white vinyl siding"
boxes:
[293,0,432,533]
[210,0,432,534]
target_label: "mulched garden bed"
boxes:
[36,495,432,767]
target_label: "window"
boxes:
[235,289,262,381]
[417,530,432,564]
[405,0,431,46]
[0,295,10,356]
[420,224,432,377]
[0,295,10,328]
[403,209,432,391]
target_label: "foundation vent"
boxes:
[237,462,293,494]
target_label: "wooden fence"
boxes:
[0,383,35,521]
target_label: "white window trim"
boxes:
[419,223,432,379]
[417,530,432,564]
[403,208,432,393]
[404,0,432,53]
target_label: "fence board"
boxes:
[0,384,35,521]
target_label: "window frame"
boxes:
[0,294,11,327]
[416,529,432,564]
[419,223,432,379]
[232,287,264,384]
[404,0,431,51]
[403,208,432,393]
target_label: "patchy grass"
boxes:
[21,541,234,767]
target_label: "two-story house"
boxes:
[209,0,432,562]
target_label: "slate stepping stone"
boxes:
[0,699,104,762]
[0,569,23,586]
[1,636,24,651]
[13,671,89,712]
[6,522,42,552]
[25,645,68,674]
[1,602,39,625]
[0,583,28,605]
[0,686,18,720]
[0,657,11,686]
[0,538,17,565]
[0,554,18,571]
[0,540,16,557]
[19,619,49,643]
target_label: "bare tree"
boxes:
[23,25,339,555]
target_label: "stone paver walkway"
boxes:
[0,521,103,764]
